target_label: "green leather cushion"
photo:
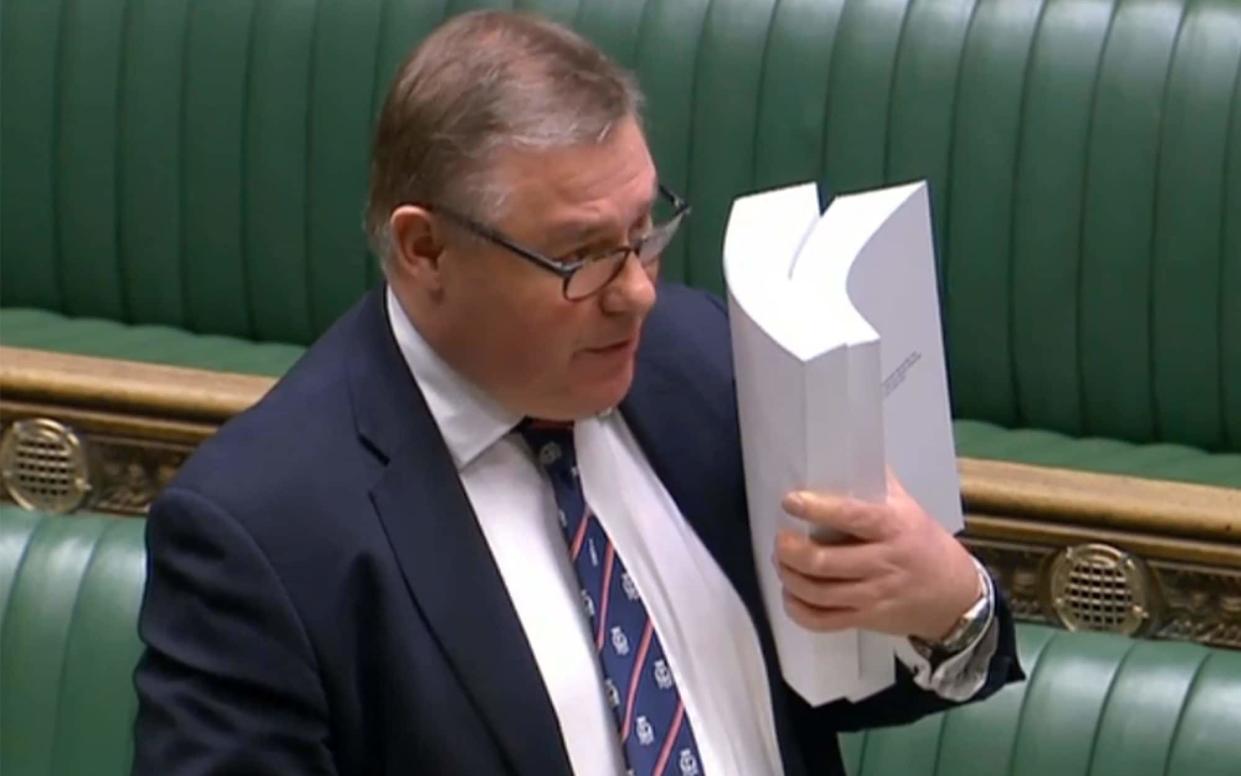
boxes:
[841,625,1241,776]
[0,506,145,776]
[4,307,1238,489]
[3,509,1240,776]
[954,420,1241,489]
[0,307,301,377]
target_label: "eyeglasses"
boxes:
[426,184,690,301]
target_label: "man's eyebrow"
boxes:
[544,183,660,248]
[545,219,610,249]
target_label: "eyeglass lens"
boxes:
[564,216,681,299]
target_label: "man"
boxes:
[133,10,1021,776]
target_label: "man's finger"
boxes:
[777,563,881,611]
[782,490,894,541]
[774,529,880,580]
[781,591,861,633]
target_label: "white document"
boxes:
[723,180,962,706]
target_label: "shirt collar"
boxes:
[385,286,523,471]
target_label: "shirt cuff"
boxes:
[894,558,999,702]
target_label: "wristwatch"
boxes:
[910,559,994,666]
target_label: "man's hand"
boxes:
[773,472,981,642]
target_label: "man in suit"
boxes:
[133,10,1021,776]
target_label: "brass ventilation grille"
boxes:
[0,418,90,514]
[1049,543,1156,636]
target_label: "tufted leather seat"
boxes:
[2,0,1239,487]
[2,508,1238,775]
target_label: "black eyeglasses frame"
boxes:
[421,184,690,300]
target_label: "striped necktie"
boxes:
[518,420,704,776]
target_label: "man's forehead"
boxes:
[495,133,658,236]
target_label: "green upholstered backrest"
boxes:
[840,624,1241,776]
[0,507,145,776]
[2,509,1240,776]
[3,0,1239,452]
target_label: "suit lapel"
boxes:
[348,288,572,776]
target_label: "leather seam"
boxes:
[1081,637,1139,776]
[1005,0,1053,432]
[855,725,872,776]
[929,687,955,776]
[629,0,658,67]
[0,517,49,643]
[113,0,136,325]
[937,0,985,346]
[1002,627,1057,774]
[570,0,589,34]
[365,0,396,123]
[880,0,917,182]
[46,519,110,775]
[1159,650,1213,776]
[303,0,325,341]
[176,0,194,332]
[683,0,715,289]
[748,0,784,188]
[1145,1,1192,447]
[630,0,694,281]
[363,0,400,297]
[1072,0,1122,439]
[1216,18,1241,452]
[51,0,71,312]
[238,0,262,340]
[816,0,848,188]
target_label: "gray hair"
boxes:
[365,10,645,264]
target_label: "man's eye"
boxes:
[561,247,595,264]
[562,241,615,263]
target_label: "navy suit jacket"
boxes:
[133,282,1021,775]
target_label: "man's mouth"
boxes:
[585,336,637,356]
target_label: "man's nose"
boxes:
[600,254,657,315]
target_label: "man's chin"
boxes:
[570,367,635,419]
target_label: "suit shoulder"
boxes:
[641,283,732,381]
[166,302,377,533]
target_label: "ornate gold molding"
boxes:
[965,536,1241,649]
[1,409,194,516]
[1150,562,1241,647]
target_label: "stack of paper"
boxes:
[723,181,963,706]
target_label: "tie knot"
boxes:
[516,418,576,472]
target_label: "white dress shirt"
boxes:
[386,288,995,776]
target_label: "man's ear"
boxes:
[388,205,445,293]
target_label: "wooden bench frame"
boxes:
[3,345,1238,648]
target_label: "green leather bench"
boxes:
[2,507,1239,775]
[3,0,1239,488]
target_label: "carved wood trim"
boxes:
[1,346,274,424]
[959,458,1240,543]
[964,537,1241,649]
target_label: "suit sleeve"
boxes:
[132,487,337,775]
